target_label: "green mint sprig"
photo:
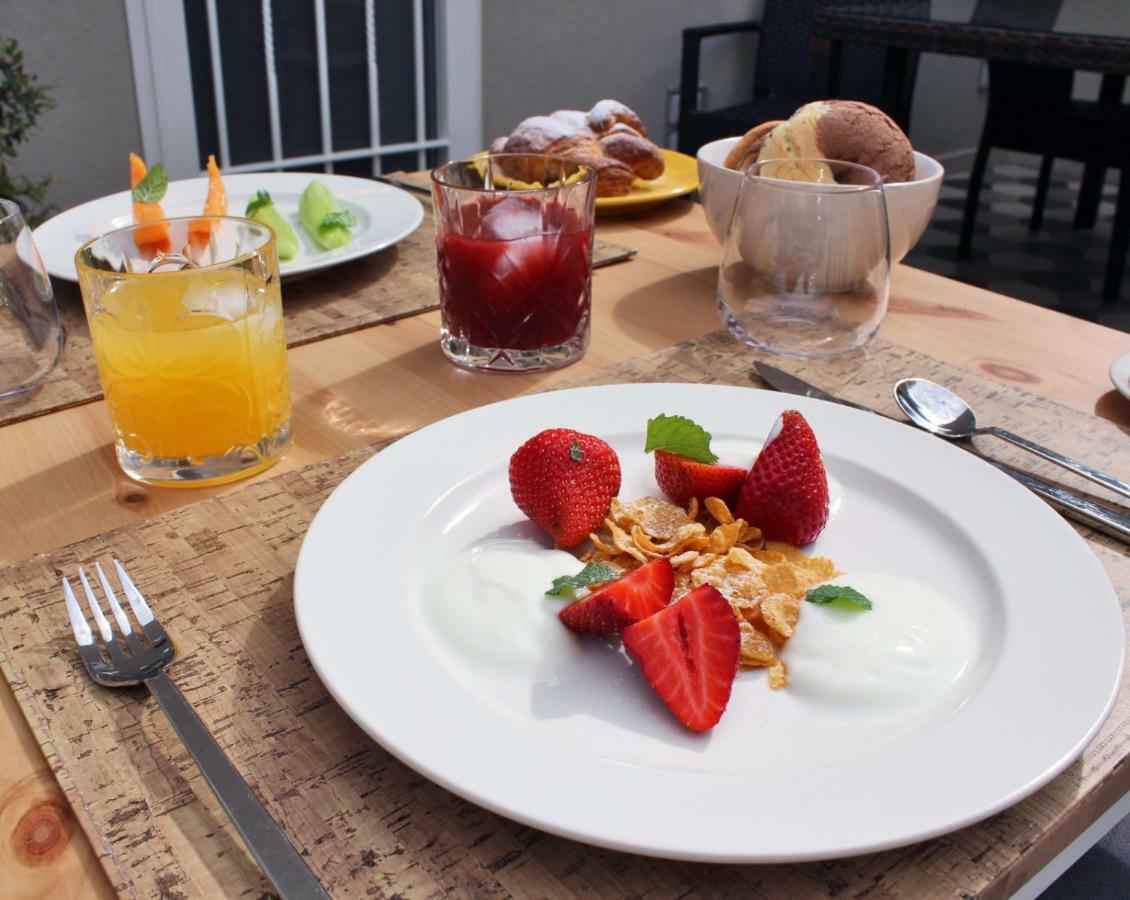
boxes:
[643,414,718,464]
[546,561,619,598]
[131,163,168,203]
[245,189,273,216]
[805,584,873,611]
[320,210,357,230]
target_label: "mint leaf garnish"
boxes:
[546,561,619,597]
[806,584,873,610]
[320,210,356,230]
[245,190,273,216]
[644,414,718,464]
[131,163,168,204]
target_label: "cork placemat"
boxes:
[2,219,636,428]
[0,330,1127,898]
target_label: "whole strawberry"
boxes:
[735,410,829,545]
[509,429,621,547]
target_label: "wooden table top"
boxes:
[2,197,1128,897]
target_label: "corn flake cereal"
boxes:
[586,495,839,682]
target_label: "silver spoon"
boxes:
[894,378,1130,501]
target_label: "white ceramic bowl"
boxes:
[697,137,943,263]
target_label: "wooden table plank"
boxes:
[1,197,1127,898]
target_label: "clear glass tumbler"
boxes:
[0,197,64,399]
[76,217,292,487]
[431,154,597,372]
[717,158,891,359]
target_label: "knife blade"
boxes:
[750,362,1130,544]
[753,362,880,415]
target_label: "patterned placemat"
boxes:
[0,330,1126,898]
[1,219,636,428]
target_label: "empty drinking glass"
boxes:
[0,198,64,399]
[717,159,890,359]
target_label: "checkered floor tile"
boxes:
[904,161,1130,334]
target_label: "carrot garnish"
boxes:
[129,152,171,254]
[189,154,227,244]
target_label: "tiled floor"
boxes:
[1042,812,1130,899]
[904,160,1130,334]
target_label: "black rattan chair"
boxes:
[676,0,921,156]
[957,1,1130,303]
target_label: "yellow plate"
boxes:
[596,148,699,214]
[472,148,699,215]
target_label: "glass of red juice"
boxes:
[431,154,597,371]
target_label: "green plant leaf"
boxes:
[546,561,620,597]
[320,210,356,230]
[805,584,873,610]
[245,190,273,216]
[131,163,168,203]
[643,414,718,464]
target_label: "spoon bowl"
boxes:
[893,378,1130,501]
[894,379,979,439]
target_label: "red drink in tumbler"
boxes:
[432,154,597,372]
[438,195,592,351]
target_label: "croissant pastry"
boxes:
[490,101,664,197]
[599,130,664,180]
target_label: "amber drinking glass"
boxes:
[76,217,291,486]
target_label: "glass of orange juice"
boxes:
[76,217,291,487]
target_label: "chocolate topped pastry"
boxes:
[725,101,915,184]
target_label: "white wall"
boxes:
[481,0,765,146]
[2,0,142,213]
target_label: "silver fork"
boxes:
[63,559,330,899]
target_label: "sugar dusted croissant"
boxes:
[494,125,633,196]
[549,109,595,136]
[587,99,647,137]
[490,101,663,197]
[599,130,665,180]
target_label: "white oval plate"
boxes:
[1111,352,1130,401]
[33,171,424,282]
[294,383,1123,863]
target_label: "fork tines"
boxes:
[63,559,171,684]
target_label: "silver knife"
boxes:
[751,362,1130,544]
[754,362,881,415]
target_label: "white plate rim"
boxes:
[32,171,423,282]
[293,383,1124,863]
[1111,352,1130,401]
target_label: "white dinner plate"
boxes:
[293,383,1123,863]
[33,171,423,281]
[1111,352,1130,401]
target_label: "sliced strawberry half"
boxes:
[654,450,747,507]
[558,557,674,633]
[622,584,740,731]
